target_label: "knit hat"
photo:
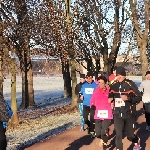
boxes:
[113,66,118,71]
[116,66,126,76]
[80,74,85,78]
[145,71,150,76]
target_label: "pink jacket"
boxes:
[90,87,113,120]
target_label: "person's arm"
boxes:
[129,80,142,104]
[90,93,95,106]
[108,86,114,103]
[75,84,79,95]
[138,82,144,96]
[79,85,84,100]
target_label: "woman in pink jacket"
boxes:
[90,76,113,150]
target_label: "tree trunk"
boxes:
[62,61,72,98]
[108,0,121,74]
[137,38,148,80]
[0,55,3,95]
[10,58,19,127]
[20,50,35,108]
[70,58,77,107]
[28,66,34,107]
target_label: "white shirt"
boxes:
[139,80,150,103]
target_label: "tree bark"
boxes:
[10,58,19,127]
[70,58,77,107]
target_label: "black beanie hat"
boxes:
[113,66,118,71]
[80,74,85,78]
[145,71,150,76]
[116,66,126,76]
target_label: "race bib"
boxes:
[97,110,108,118]
[85,88,94,94]
[115,98,125,107]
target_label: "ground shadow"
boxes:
[17,122,73,150]
[65,134,94,150]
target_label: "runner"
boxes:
[108,66,142,150]
[75,74,86,131]
[139,71,150,131]
[90,76,113,150]
[79,72,98,136]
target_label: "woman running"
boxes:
[90,76,113,149]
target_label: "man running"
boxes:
[79,72,98,136]
[108,66,142,150]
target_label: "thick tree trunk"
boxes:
[62,61,72,98]
[20,50,35,108]
[138,39,148,80]
[28,66,34,107]
[70,58,77,107]
[10,59,19,127]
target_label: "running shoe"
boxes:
[103,144,108,150]
[133,144,141,150]
[80,126,84,131]
[90,132,95,138]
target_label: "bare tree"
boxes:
[119,0,149,79]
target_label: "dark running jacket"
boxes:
[109,78,142,118]
[75,82,85,103]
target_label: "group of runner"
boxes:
[75,66,150,150]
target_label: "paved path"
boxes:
[25,102,150,150]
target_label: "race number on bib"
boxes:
[115,98,125,107]
[85,88,94,94]
[97,110,108,118]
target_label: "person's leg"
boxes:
[125,117,135,141]
[78,103,84,131]
[125,117,140,149]
[83,105,90,128]
[101,120,111,143]
[147,113,150,126]
[144,103,150,129]
[95,120,103,147]
[0,122,7,150]
[114,115,124,150]
[90,105,95,133]
[95,120,102,138]
[145,112,149,125]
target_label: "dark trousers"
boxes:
[95,119,111,143]
[114,115,138,150]
[83,105,95,132]
[143,103,150,126]
[0,122,7,150]
[145,112,150,126]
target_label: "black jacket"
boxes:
[109,78,142,118]
[75,82,85,103]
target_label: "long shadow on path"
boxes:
[65,135,94,150]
